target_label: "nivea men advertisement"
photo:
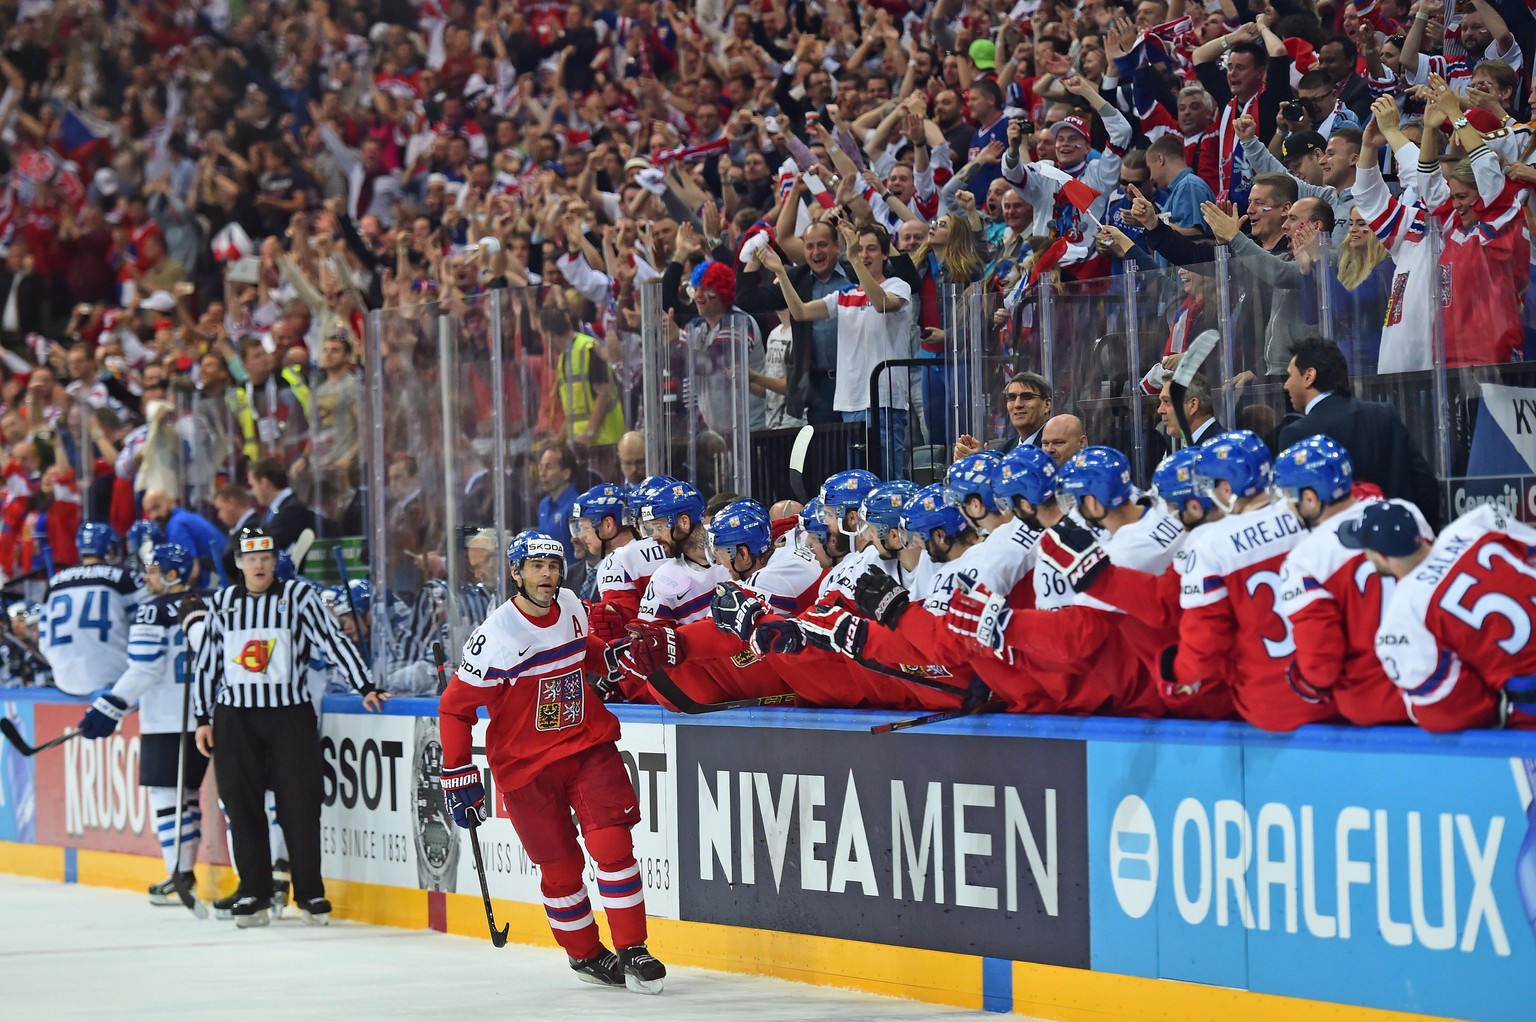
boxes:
[1089,741,1536,1022]
[319,714,681,918]
[675,725,1091,967]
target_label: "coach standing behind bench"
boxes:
[192,526,385,928]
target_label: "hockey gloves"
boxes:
[589,602,630,645]
[944,582,1012,660]
[796,603,868,659]
[1286,660,1332,705]
[751,619,807,656]
[1037,521,1109,592]
[854,568,910,627]
[626,620,686,674]
[79,693,128,739]
[441,765,488,828]
[711,582,766,641]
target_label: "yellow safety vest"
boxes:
[557,333,624,446]
[228,368,313,461]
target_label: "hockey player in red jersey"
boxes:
[586,479,672,651]
[1274,436,1431,725]
[1036,446,1235,720]
[574,483,668,621]
[1357,502,1536,731]
[1164,430,1327,729]
[438,532,666,993]
[622,499,796,701]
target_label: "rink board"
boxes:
[3,689,1535,1021]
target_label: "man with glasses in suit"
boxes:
[953,371,1052,458]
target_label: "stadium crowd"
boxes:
[0,0,1532,732]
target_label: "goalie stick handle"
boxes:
[1169,329,1220,444]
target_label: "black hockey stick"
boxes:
[870,698,1005,734]
[335,546,372,666]
[1169,329,1220,444]
[0,718,82,756]
[171,611,209,918]
[787,424,815,503]
[0,706,140,757]
[646,668,799,713]
[431,642,508,948]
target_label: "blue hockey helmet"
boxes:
[860,480,919,533]
[992,445,1058,513]
[706,499,774,561]
[320,585,349,617]
[819,469,881,534]
[147,542,195,584]
[1274,434,1353,506]
[637,479,705,529]
[1056,446,1134,518]
[1151,448,1214,512]
[573,483,632,533]
[276,552,296,582]
[126,520,166,561]
[900,483,968,542]
[943,451,1003,513]
[77,522,121,560]
[344,579,373,616]
[506,530,567,577]
[626,475,676,517]
[1195,430,1273,506]
[799,497,831,544]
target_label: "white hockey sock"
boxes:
[149,787,200,875]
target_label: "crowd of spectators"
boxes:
[0,0,1530,723]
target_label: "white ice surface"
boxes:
[0,875,1020,1021]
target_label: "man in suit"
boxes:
[247,457,317,554]
[1158,371,1222,448]
[952,371,1052,459]
[213,482,261,584]
[1278,337,1440,524]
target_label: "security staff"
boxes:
[192,526,385,927]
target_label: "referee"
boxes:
[193,526,386,927]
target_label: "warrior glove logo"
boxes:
[234,638,277,673]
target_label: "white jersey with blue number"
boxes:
[110,593,197,734]
[42,563,141,697]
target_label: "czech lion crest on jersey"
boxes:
[535,669,585,731]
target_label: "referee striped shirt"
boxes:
[193,580,373,722]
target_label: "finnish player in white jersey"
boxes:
[42,523,141,696]
[76,543,208,907]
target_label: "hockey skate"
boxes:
[271,859,291,919]
[147,871,196,907]
[569,947,625,987]
[212,892,239,920]
[618,945,666,994]
[229,895,272,929]
[296,897,331,926]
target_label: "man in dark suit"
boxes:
[953,371,1053,459]
[1157,370,1223,449]
[1278,337,1440,524]
[247,457,318,554]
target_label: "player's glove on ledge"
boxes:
[944,582,1012,660]
[1037,520,1109,592]
[441,764,488,828]
[627,619,685,673]
[854,568,909,627]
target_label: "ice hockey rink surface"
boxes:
[1,874,1021,1021]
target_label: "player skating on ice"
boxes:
[438,532,666,993]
